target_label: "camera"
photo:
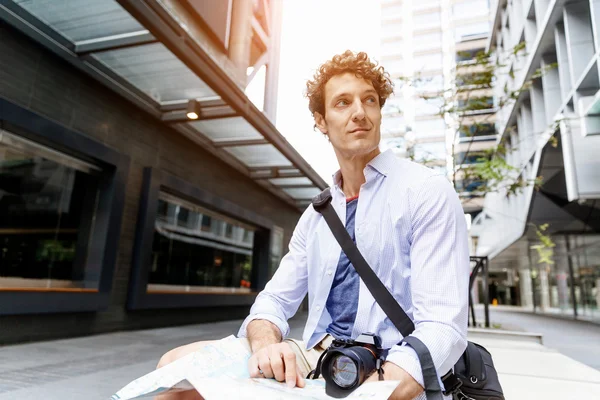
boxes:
[310,333,387,398]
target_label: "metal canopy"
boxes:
[0,0,327,210]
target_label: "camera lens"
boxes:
[331,355,358,388]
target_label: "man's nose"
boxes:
[351,100,366,121]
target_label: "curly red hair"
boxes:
[306,51,394,119]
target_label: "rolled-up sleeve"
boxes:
[237,208,311,340]
[385,175,469,388]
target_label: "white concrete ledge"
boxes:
[468,327,544,344]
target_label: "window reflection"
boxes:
[148,193,256,293]
[0,130,101,290]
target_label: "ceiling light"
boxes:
[186,99,200,120]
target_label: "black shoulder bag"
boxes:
[312,188,504,400]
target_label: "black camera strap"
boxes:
[312,188,447,400]
[312,188,415,337]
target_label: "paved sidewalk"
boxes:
[1,312,600,399]
[474,305,600,370]
[470,330,600,399]
[0,315,307,400]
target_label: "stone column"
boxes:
[539,266,551,311]
[519,268,534,309]
[596,279,600,313]
[556,271,569,311]
[229,0,253,83]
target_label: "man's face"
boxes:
[315,72,382,158]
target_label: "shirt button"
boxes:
[316,305,321,311]
[327,270,333,276]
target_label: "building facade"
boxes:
[379,0,493,181]
[0,0,326,344]
[471,0,600,322]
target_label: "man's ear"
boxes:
[314,112,328,135]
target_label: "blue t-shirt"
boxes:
[325,197,360,339]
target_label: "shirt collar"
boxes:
[331,149,394,189]
[366,149,393,177]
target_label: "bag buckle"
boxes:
[312,188,332,212]
[441,371,463,396]
[455,389,476,400]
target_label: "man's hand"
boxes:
[247,342,306,388]
[364,362,423,400]
[246,319,305,389]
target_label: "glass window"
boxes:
[413,31,442,51]
[415,97,444,116]
[188,116,263,142]
[382,57,404,75]
[268,177,312,186]
[455,178,485,192]
[381,115,406,136]
[381,39,403,57]
[413,141,447,161]
[413,11,441,29]
[0,130,102,290]
[455,151,490,164]
[414,75,444,93]
[382,94,404,115]
[459,123,496,138]
[414,118,446,137]
[456,72,491,87]
[149,192,256,293]
[456,48,486,62]
[269,226,284,278]
[414,53,443,71]
[14,0,144,43]
[457,96,494,111]
[245,65,266,112]
[455,21,490,41]
[93,43,216,103]
[382,2,404,17]
[384,136,406,150]
[452,0,490,19]
[224,144,292,168]
[412,0,441,11]
[382,20,402,37]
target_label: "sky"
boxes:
[274,0,382,185]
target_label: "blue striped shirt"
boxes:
[238,149,469,398]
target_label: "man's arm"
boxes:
[246,319,305,388]
[237,207,311,340]
[385,174,470,394]
[240,207,313,388]
[247,319,282,353]
[363,362,423,400]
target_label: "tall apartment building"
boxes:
[453,34,498,217]
[471,0,600,321]
[380,0,494,198]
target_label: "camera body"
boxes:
[320,333,386,398]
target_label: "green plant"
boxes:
[396,42,557,201]
[529,223,556,265]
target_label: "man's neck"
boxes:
[336,148,381,198]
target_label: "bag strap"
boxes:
[402,336,445,400]
[311,188,415,338]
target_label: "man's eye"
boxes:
[366,97,377,104]
[336,100,348,107]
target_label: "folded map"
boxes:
[110,335,399,400]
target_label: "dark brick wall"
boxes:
[0,22,302,344]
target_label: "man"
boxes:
[158,51,469,400]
